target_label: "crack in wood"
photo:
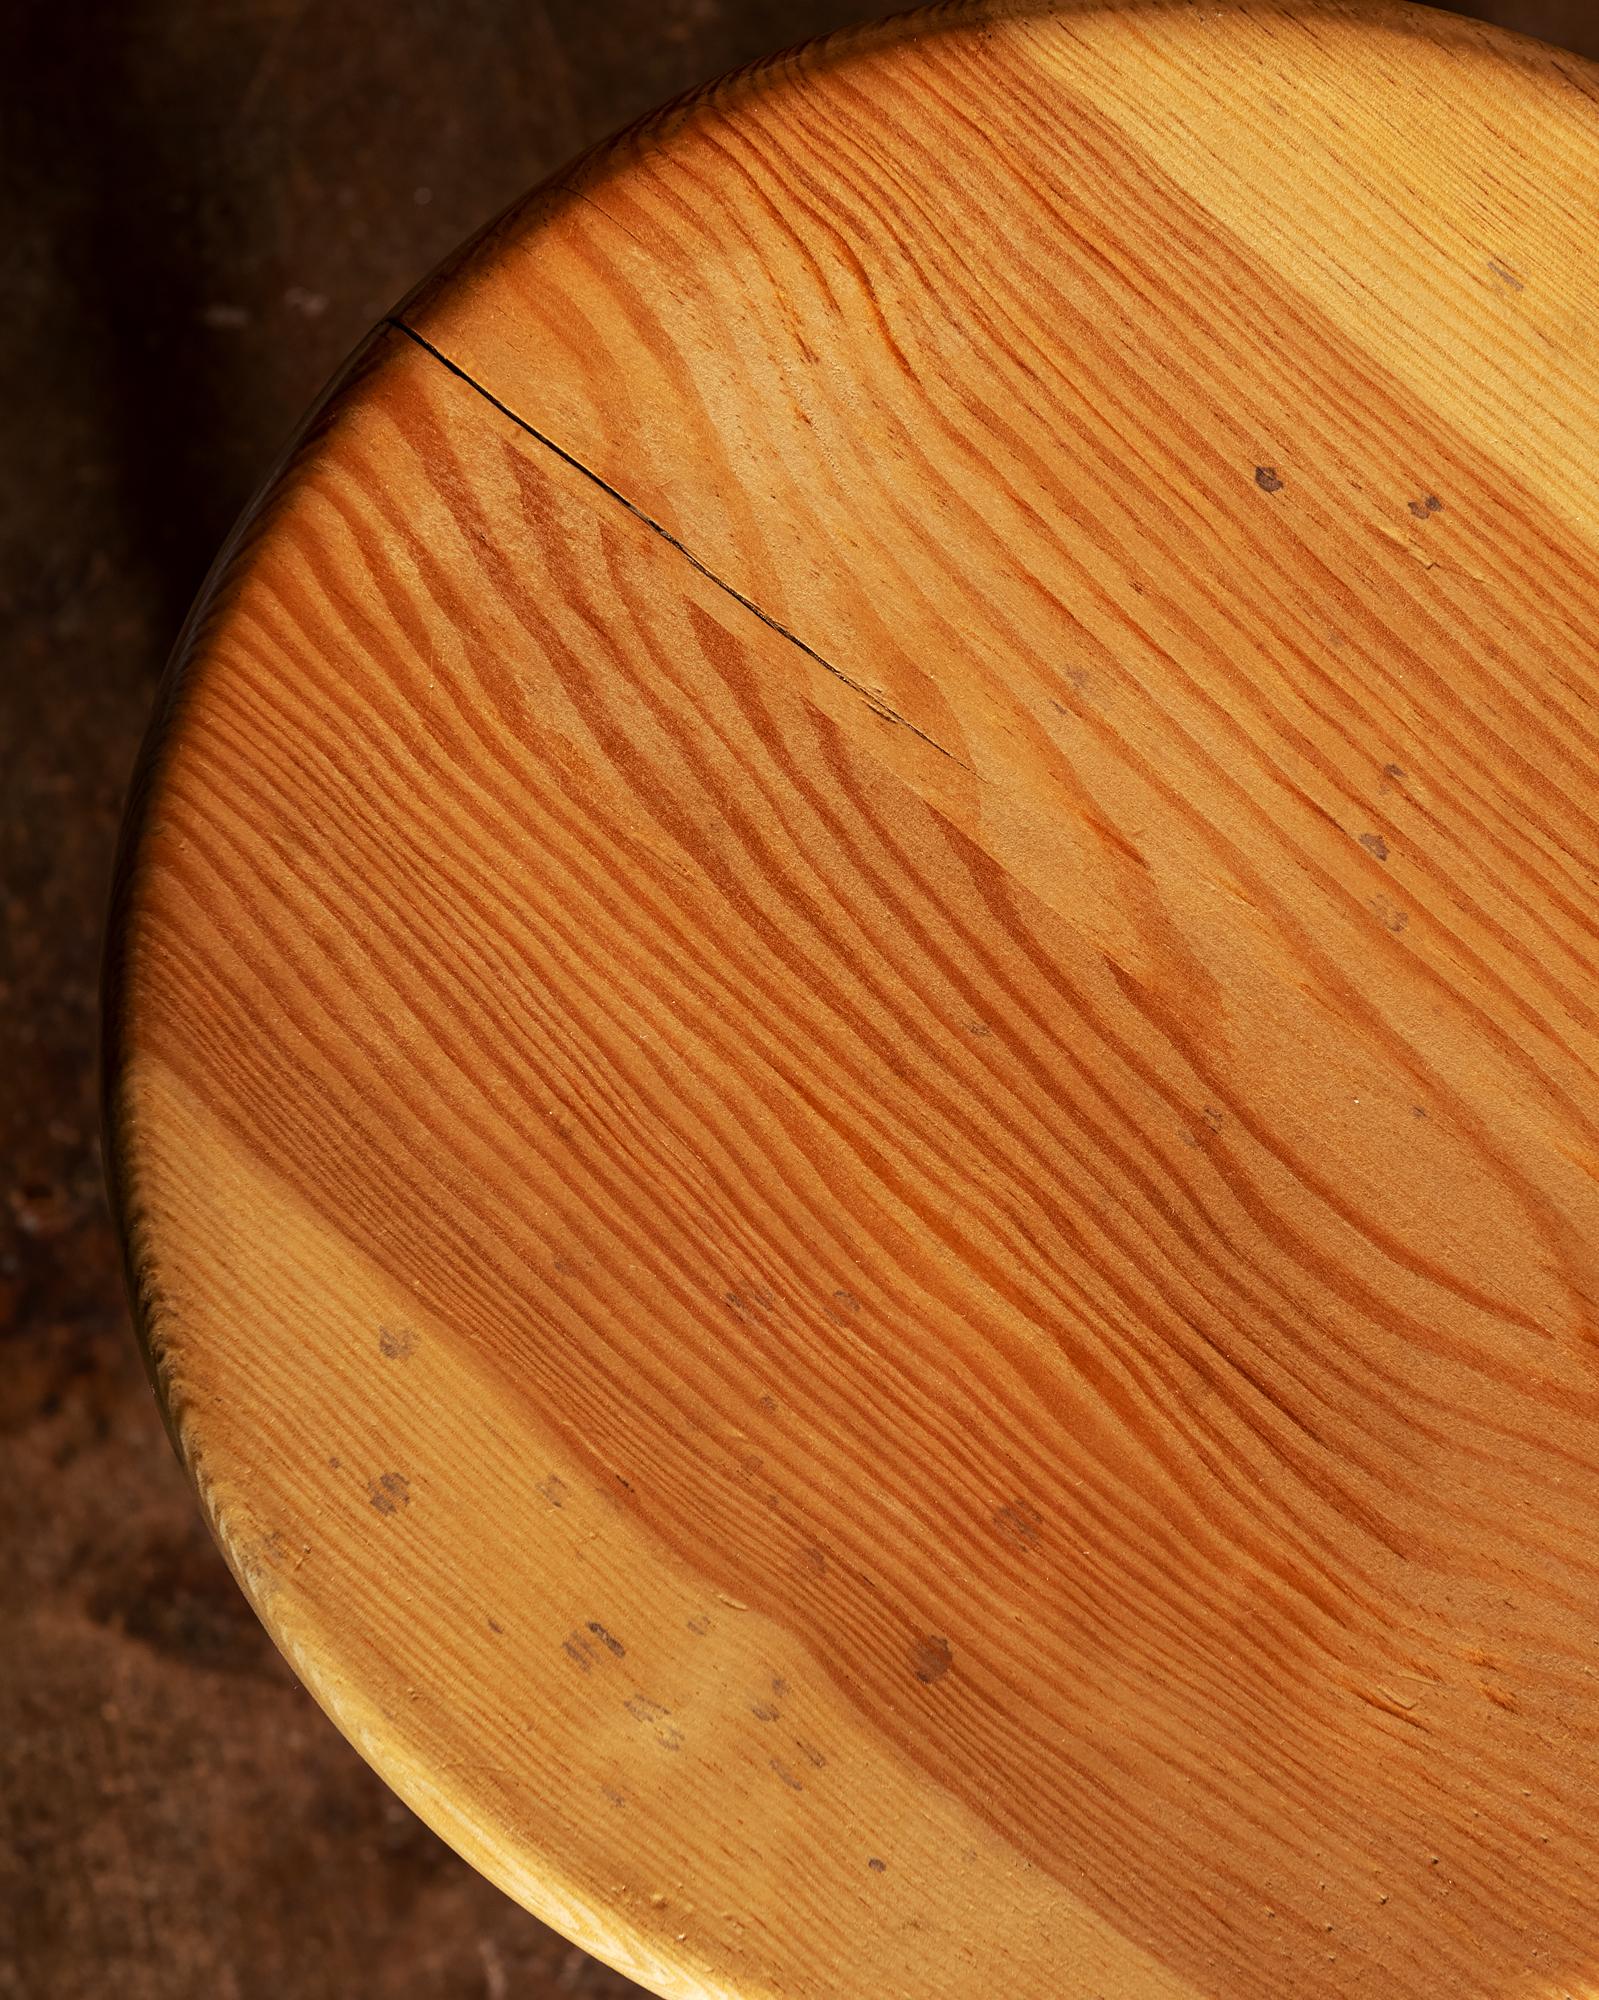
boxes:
[388,318,970,770]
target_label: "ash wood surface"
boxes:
[106,4,1599,1996]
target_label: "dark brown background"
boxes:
[2,2,1593,1994]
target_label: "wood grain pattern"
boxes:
[106,5,1599,1996]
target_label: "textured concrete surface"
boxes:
[2,2,1594,1995]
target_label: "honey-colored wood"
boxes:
[106,5,1599,1995]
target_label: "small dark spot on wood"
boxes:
[602,1785,627,1808]
[367,1472,410,1516]
[801,1545,828,1576]
[912,1634,953,1684]
[771,1676,789,1698]
[537,1475,567,1508]
[1255,466,1284,493]
[487,1617,504,1635]
[1370,897,1409,933]
[1412,1105,1428,1119]
[1202,1105,1225,1132]
[686,1615,711,1636]
[795,1739,827,1768]
[327,1456,340,1471]
[1360,832,1389,861]
[868,1857,887,1873]
[614,1472,634,1493]
[626,1697,683,1750]
[757,1392,778,1413]
[965,1020,992,1037]
[769,1758,804,1792]
[587,1622,625,1658]
[750,1701,780,1722]
[1487,260,1524,292]
[1408,495,1444,521]
[832,1289,861,1314]
[377,1324,415,1360]
[993,1502,1042,1549]
[563,1635,593,1673]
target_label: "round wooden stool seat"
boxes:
[106,4,1599,1994]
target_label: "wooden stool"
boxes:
[105,5,1599,1994]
